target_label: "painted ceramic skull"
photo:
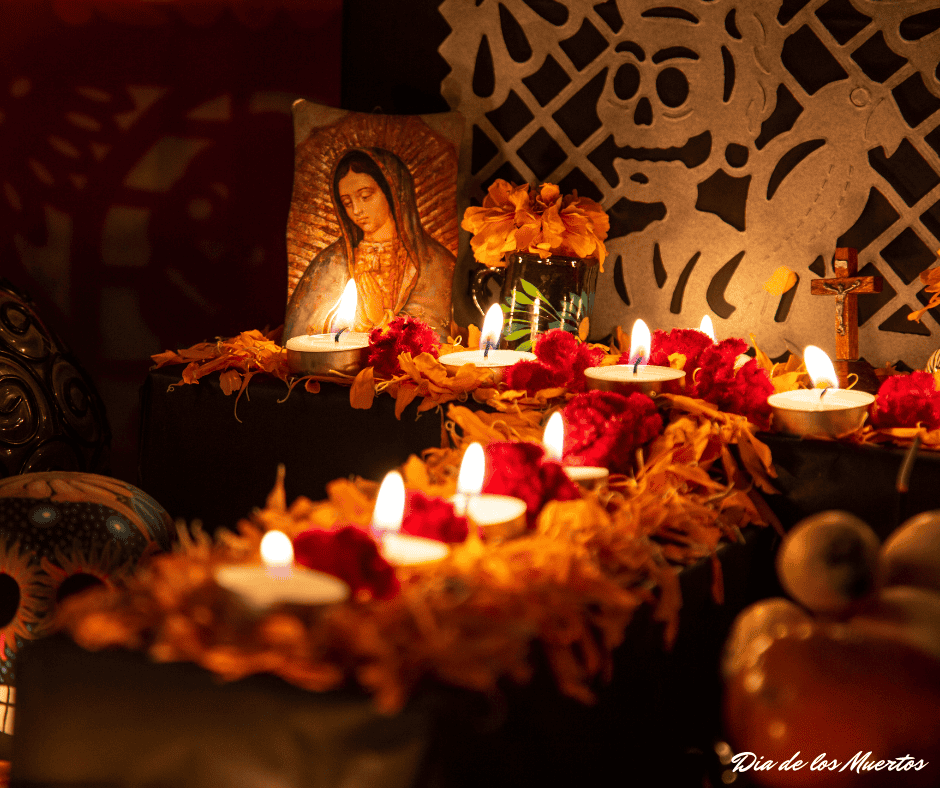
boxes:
[0,471,174,736]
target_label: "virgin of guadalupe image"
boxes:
[283,147,456,340]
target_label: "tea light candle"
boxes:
[542,411,608,489]
[585,319,684,396]
[286,280,370,376]
[372,471,449,566]
[768,345,875,437]
[441,303,536,377]
[450,441,528,542]
[215,530,349,610]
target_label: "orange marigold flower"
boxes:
[462,179,609,270]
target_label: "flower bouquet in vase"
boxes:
[462,180,609,351]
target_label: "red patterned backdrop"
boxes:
[1,0,342,482]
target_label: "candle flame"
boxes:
[331,280,358,333]
[542,412,564,463]
[803,345,838,389]
[372,471,405,533]
[699,315,716,342]
[630,319,651,365]
[480,303,503,352]
[260,530,293,570]
[457,442,485,496]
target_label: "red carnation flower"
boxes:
[482,441,581,527]
[504,359,566,393]
[367,316,440,378]
[402,489,469,543]
[871,371,940,430]
[561,390,663,473]
[293,525,398,600]
[691,339,773,428]
[648,328,714,374]
[504,329,604,395]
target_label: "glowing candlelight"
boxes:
[259,530,293,579]
[767,345,874,436]
[699,315,716,342]
[454,442,485,516]
[804,344,838,389]
[542,412,564,463]
[215,529,348,609]
[284,281,369,376]
[480,303,503,358]
[331,279,358,337]
[372,471,406,534]
[630,318,651,366]
[542,411,608,489]
[373,471,449,565]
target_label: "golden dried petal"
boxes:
[350,366,376,409]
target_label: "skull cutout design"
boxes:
[598,24,717,202]
[0,472,174,738]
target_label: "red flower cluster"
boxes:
[402,490,469,543]
[561,390,663,473]
[648,330,774,428]
[871,371,940,430]
[504,329,605,394]
[648,328,713,373]
[292,526,398,600]
[693,339,774,429]
[482,441,581,527]
[367,316,440,378]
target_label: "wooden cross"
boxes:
[810,248,883,361]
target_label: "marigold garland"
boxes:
[58,391,778,713]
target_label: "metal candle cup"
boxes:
[465,493,527,543]
[285,332,370,376]
[584,364,685,396]
[214,564,349,610]
[768,388,875,437]
[379,532,449,566]
[562,465,609,490]
[440,348,537,383]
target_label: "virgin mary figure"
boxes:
[283,147,455,340]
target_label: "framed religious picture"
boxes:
[283,102,462,340]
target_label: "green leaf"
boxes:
[520,278,549,301]
[512,292,534,305]
[506,327,532,341]
[516,339,533,352]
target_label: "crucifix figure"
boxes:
[810,247,883,388]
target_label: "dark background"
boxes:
[2,0,342,482]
